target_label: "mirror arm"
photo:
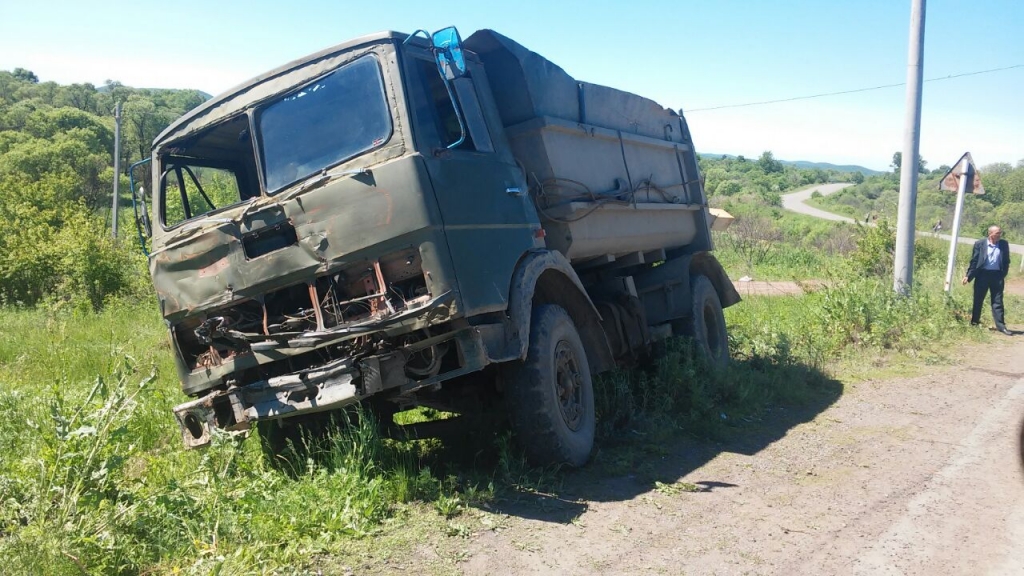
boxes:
[438,70,467,149]
[128,157,152,255]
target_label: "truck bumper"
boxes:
[172,322,509,449]
[173,358,362,449]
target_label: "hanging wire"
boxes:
[686,64,1024,113]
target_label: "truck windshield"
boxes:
[258,55,392,192]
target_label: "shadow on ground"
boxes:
[421,357,843,524]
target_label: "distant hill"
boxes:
[701,153,881,176]
[783,160,881,176]
[96,84,213,101]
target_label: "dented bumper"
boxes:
[173,358,361,448]
[172,320,503,449]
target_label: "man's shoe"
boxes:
[998,327,1013,335]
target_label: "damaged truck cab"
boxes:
[149,27,738,466]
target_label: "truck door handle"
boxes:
[506,186,524,197]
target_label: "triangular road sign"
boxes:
[939,152,984,195]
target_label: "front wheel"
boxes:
[503,304,595,467]
[686,275,729,370]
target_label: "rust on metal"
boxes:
[939,152,985,195]
[307,283,326,331]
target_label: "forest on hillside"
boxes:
[699,150,852,208]
[699,148,1024,252]
[0,68,205,308]
[813,154,1024,242]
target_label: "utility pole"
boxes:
[893,0,926,295]
[111,101,122,239]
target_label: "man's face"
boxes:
[989,227,1002,243]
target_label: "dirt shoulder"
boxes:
[733,279,819,297]
[442,336,1024,575]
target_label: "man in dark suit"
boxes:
[962,225,1012,335]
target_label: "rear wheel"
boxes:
[503,304,595,467]
[686,275,729,370]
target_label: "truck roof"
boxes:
[152,31,415,148]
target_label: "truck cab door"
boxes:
[404,52,541,316]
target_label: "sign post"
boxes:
[941,152,984,293]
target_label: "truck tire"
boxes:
[504,304,595,467]
[687,275,729,370]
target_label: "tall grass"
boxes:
[0,304,458,574]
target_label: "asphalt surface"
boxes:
[782,183,1024,256]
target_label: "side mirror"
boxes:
[432,26,466,79]
[135,186,153,239]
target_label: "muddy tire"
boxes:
[504,304,595,467]
[686,275,729,370]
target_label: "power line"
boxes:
[685,64,1024,113]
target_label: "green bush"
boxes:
[848,219,895,278]
[0,178,140,309]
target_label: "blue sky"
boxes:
[1,0,1021,171]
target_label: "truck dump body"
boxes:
[464,30,713,262]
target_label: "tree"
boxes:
[850,171,865,184]
[57,83,99,114]
[891,151,927,174]
[715,180,742,196]
[12,68,39,83]
[123,94,180,163]
[757,150,783,174]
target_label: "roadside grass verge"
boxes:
[711,204,859,281]
[0,225,996,573]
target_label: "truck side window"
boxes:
[410,57,475,151]
[162,163,243,226]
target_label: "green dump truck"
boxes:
[144,27,739,466]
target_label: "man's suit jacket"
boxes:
[966,238,1011,281]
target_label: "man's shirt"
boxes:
[983,241,1002,270]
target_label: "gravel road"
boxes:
[453,337,1024,575]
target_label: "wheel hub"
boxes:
[554,340,584,431]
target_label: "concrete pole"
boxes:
[893,0,927,295]
[943,158,970,293]
[111,101,122,239]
